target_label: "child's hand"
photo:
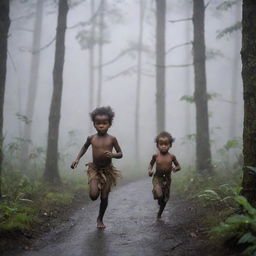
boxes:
[71,160,79,169]
[172,166,179,172]
[104,151,113,158]
[148,170,153,177]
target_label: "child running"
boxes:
[148,131,181,219]
[71,106,123,228]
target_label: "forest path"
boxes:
[10,179,233,256]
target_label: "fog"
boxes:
[4,0,243,174]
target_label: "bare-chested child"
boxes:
[148,131,181,219]
[71,106,123,228]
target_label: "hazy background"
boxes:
[4,0,243,176]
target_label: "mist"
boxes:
[4,0,243,175]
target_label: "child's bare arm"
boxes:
[148,154,156,177]
[104,137,123,159]
[172,155,181,172]
[71,137,91,169]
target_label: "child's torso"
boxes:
[90,134,114,167]
[155,153,174,176]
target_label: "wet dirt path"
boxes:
[12,179,230,256]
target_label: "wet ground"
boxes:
[5,179,236,256]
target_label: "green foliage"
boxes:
[206,49,224,60]
[217,21,242,39]
[211,195,256,255]
[180,95,194,103]
[15,113,31,125]
[216,0,241,11]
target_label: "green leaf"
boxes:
[247,166,256,174]
[235,196,256,216]
[180,95,194,103]
[238,232,256,244]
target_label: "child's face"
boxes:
[94,114,111,134]
[157,137,171,154]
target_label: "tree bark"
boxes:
[193,0,212,172]
[0,0,10,198]
[22,0,44,163]
[44,0,69,184]
[156,0,166,133]
[241,0,256,206]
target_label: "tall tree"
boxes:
[156,0,166,133]
[241,0,256,206]
[0,0,10,198]
[44,0,69,184]
[97,0,105,107]
[193,0,212,172]
[135,0,146,162]
[229,2,242,139]
[22,0,44,163]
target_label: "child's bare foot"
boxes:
[97,218,106,229]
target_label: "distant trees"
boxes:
[192,0,212,172]
[0,0,10,197]
[156,0,166,133]
[241,0,256,206]
[44,0,69,184]
[135,0,146,161]
[22,0,44,164]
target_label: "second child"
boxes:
[148,131,181,219]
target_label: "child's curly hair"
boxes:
[90,106,115,125]
[155,131,175,145]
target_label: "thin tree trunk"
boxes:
[89,0,95,132]
[44,0,69,184]
[22,0,44,163]
[156,0,166,133]
[97,0,105,107]
[241,0,256,206]
[135,0,145,162]
[0,0,10,198]
[193,0,212,172]
[229,2,242,139]
[184,1,192,147]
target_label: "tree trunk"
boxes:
[193,0,212,172]
[135,0,145,163]
[97,0,105,107]
[241,0,256,206]
[44,0,69,184]
[229,2,242,139]
[156,0,166,133]
[184,2,192,151]
[22,0,44,163]
[89,0,96,132]
[0,0,10,198]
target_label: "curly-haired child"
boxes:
[71,106,123,228]
[148,131,181,219]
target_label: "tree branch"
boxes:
[165,63,193,68]
[68,0,103,29]
[166,42,192,56]
[168,17,192,23]
[105,66,137,81]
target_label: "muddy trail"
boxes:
[5,179,236,256]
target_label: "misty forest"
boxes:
[1,0,256,255]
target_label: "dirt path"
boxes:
[6,179,235,256]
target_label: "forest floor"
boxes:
[1,178,240,256]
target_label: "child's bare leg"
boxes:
[97,183,110,228]
[154,184,166,219]
[89,179,100,201]
[157,199,166,219]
